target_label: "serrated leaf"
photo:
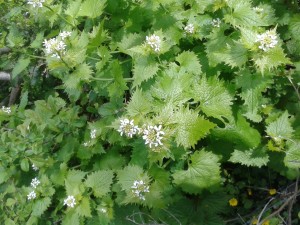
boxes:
[107,61,128,98]
[254,46,290,74]
[126,89,152,117]
[266,111,294,140]
[224,0,266,27]
[31,197,51,216]
[76,197,92,217]
[78,0,106,18]
[65,170,87,195]
[229,148,269,167]
[175,51,202,74]
[64,63,92,89]
[62,211,80,225]
[285,142,300,169]
[117,33,144,56]
[212,112,261,148]
[85,170,114,198]
[12,57,30,79]
[223,42,248,68]
[174,107,215,148]
[65,0,82,19]
[173,151,221,194]
[193,76,233,121]
[117,165,149,191]
[132,57,160,87]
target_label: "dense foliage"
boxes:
[0,0,300,224]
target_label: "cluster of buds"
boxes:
[256,29,278,52]
[184,24,195,34]
[211,18,221,28]
[43,31,71,58]
[145,34,161,52]
[1,106,11,114]
[131,180,150,201]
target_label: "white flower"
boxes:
[142,125,165,148]
[117,118,139,138]
[64,195,76,208]
[27,191,36,200]
[184,24,195,34]
[90,129,97,139]
[43,37,67,58]
[27,0,45,8]
[59,31,72,40]
[30,178,40,189]
[99,208,107,213]
[256,29,278,52]
[131,180,150,201]
[211,18,221,28]
[146,34,161,52]
[253,7,264,13]
[1,106,11,114]
[32,164,39,171]
[83,142,89,147]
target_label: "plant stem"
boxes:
[91,77,134,82]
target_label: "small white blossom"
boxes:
[30,178,40,189]
[131,180,150,201]
[184,24,195,34]
[27,191,36,200]
[90,129,97,139]
[253,7,264,13]
[142,125,165,148]
[32,164,39,171]
[256,29,278,52]
[43,37,67,58]
[211,18,221,28]
[27,0,45,8]
[118,118,139,138]
[59,31,72,40]
[100,208,107,213]
[83,142,89,147]
[64,195,76,208]
[146,34,161,52]
[1,106,11,114]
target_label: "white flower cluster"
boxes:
[253,7,264,13]
[43,31,71,58]
[142,125,164,149]
[184,24,195,34]
[131,180,150,201]
[117,119,139,138]
[90,129,97,139]
[146,34,161,52]
[27,191,36,200]
[27,0,45,8]
[1,106,11,114]
[31,178,40,189]
[32,164,39,171]
[211,18,221,28]
[256,29,278,52]
[64,195,76,208]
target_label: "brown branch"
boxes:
[8,86,21,106]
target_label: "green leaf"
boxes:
[20,158,29,172]
[65,170,87,195]
[107,61,128,98]
[78,0,107,18]
[76,197,92,217]
[266,111,294,140]
[64,63,92,89]
[212,112,261,148]
[193,76,233,121]
[229,148,269,167]
[85,170,114,198]
[126,89,152,118]
[224,0,266,27]
[173,151,221,194]
[175,51,202,74]
[174,107,215,148]
[31,197,51,216]
[223,42,248,68]
[12,57,30,79]
[62,211,80,225]
[254,46,290,74]
[284,142,300,169]
[132,57,160,87]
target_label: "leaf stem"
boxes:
[91,77,134,82]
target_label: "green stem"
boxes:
[91,77,134,82]
[44,5,76,28]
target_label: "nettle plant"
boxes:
[0,0,300,224]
